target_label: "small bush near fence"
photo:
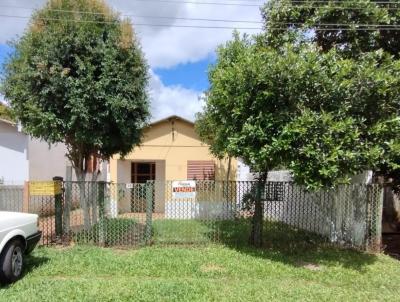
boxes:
[0,180,383,251]
[73,218,143,246]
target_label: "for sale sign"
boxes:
[172,180,196,199]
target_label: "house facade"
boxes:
[0,118,29,184]
[109,115,236,213]
[0,118,106,183]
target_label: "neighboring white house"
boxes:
[0,118,106,183]
[236,158,292,182]
[0,118,29,184]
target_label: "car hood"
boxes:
[0,212,37,220]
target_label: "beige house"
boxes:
[109,115,236,213]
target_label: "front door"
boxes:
[130,162,155,212]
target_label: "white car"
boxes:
[0,212,42,284]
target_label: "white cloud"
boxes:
[133,3,262,68]
[149,70,203,121]
[0,0,263,118]
[0,0,262,68]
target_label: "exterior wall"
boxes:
[28,138,69,181]
[29,138,107,182]
[110,118,237,213]
[112,159,166,213]
[0,121,29,184]
[0,119,106,183]
[112,118,236,182]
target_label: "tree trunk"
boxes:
[75,168,91,230]
[90,169,100,225]
[249,172,267,247]
[226,157,232,182]
[224,157,232,201]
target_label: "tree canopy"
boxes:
[200,36,400,190]
[197,1,400,245]
[1,0,149,179]
[262,0,400,57]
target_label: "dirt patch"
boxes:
[298,262,322,271]
[200,264,226,273]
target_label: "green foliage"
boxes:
[274,111,365,189]
[0,103,14,122]
[369,117,400,192]
[262,0,400,58]
[1,0,149,173]
[198,34,400,190]
[73,218,140,246]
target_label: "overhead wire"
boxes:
[1,13,400,31]
[0,1,399,30]
[0,14,262,29]
[0,5,263,24]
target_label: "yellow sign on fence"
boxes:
[29,181,62,196]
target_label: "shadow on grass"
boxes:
[0,252,49,289]
[208,219,378,272]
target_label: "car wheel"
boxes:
[0,239,25,284]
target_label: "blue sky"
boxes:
[0,0,262,119]
[154,56,215,92]
[0,43,213,100]
[0,44,13,74]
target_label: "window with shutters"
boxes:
[187,161,215,180]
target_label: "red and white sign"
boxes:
[172,181,196,199]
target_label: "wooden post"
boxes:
[53,177,63,238]
[23,181,29,213]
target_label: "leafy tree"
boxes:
[2,0,149,228]
[261,0,400,189]
[198,1,400,246]
[262,0,400,57]
[0,103,14,122]
[197,33,400,246]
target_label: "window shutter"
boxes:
[187,161,215,180]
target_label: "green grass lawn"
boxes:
[1,243,399,301]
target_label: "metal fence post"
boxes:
[98,181,106,246]
[145,181,154,244]
[23,181,30,213]
[63,167,72,236]
[53,177,63,238]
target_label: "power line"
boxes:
[1,4,400,26]
[0,5,263,24]
[284,0,400,3]
[132,0,263,6]
[0,14,262,30]
[266,21,400,27]
[1,13,400,31]
[97,0,264,7]
[267,4,400,10]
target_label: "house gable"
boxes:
[141,116,204,147]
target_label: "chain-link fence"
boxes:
[0,184,24,212]
[0,180,384,251]
[61,181,152,247]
